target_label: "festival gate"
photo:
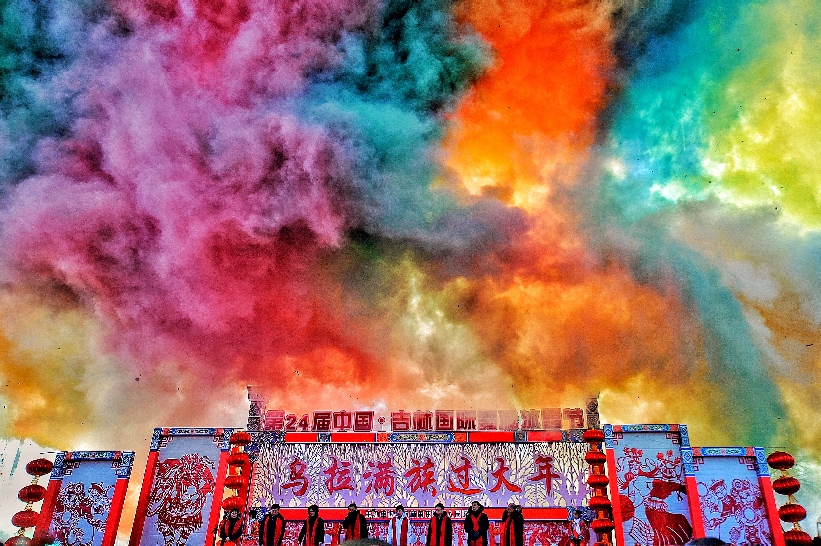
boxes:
[682,446,782,546]
[129,428,235,546]
[35,450,135,546]
[603,425,783,546]
[121,395,787,546]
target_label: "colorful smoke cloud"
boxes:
[0,0,819,537]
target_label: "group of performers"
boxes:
[233,501,529,546]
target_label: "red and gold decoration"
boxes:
[9,457,54,546]
[768,451,813,546]
[222,431,253,515]
[583,428,614,546]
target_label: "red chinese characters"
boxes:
[392,411,412,432]
[542,408,562,429]
[563,408,584,429]
[489,457,522,493]
[404,457,437,495]
[333,411,353,431]
[529,454,561,494]
[413,411,433,431]
[313,411,332,432]
[282,457,310,496]
[354,411,374,432]
[363,457,397,496]
[435,411,454,431]
[448,456,482,495]
[520,410,541,430]
[325,456,354,494]
[456,410,477,431]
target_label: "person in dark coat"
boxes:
[259,504,286,546]
[500,503,523,546]
[299,505,326,546]
[427,503,453,546]
[218,509,244,546]
[464,501,489,546]
[343,503,369,541]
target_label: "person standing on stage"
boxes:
[427,503,453,546]
[299,505,325,546]
[569,510,587,546]
[218,509,244,546]
[388,505,409,546]
[343,503,369,541]
[464,501,489,546]
[500,503,523,546]
[259,504,286,546]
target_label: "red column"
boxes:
[684,476,705,538]
[759,475,785,546]
[128,451,159,546]
[34,479,62,544]
[205,451,230,546]
[102,478,130,546]
[606,448,624,546]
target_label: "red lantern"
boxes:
[767,451,795,471]
[12,510,40,528]
[772,476,801,496]
[230,431,252,447]
[590,518,615,535]
[225,475,248,490]
[587,474,610,489]
[583,429,605,443]
[783,529,813,546]
[588,495,612,511]
[25,459,53,477]
[228,452,250,467]
[222,496,245,511]
[585,450,607,465]
[4,536,33,546]
[18,484,47,503]
[778,503,807,523]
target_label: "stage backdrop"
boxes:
[604,424,694,546]
[129,428,234,546]
[245,434,596,546]
[682,446,783,546]
[249,439,591,509]
[36,450,135,546]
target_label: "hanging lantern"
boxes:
[230,431,252,447]
[588,495,612,511]
[18,484,47,504]
[767,451,796,471]
[585,450,607,466]
[25,459,53,477]
[225,475,248,490]
[772,476,801,496]
[11,511,40,529]
[5,537,33,546]
[591,519,615,535]
[228,452,250,467]
[587,474,610,489]
[583,429,605,443]
[779,504,808,523]
[222,496,244,511]
[783,529,813,546]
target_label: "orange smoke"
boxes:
[448,0,614,206]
